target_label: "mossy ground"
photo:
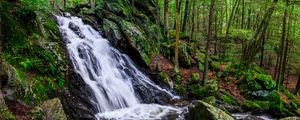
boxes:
[1,1,68,105]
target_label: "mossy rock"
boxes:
[218,91,238,106]
[188,101,235,120]
[242,100,270,110]
[202,96,216,105]
[159,72,173,88]
[190,80,218,98]
[245,90,278,100]
[0,105,15,120]
[255,74,276,90]
[280,117,300,120]
[174,84,187,96]
[189,73,200,84]
[40,98,67,120]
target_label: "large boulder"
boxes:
[187,100,235,120]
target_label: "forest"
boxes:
[0,0,300,119]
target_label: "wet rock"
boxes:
[60,71,97,120]
[0,91,15,120]
[187,100,235,120]
[280,117,300,120]
[69,22,85,38]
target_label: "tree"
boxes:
[164,0,170,39]
[175,0,180,69]
[242,0,279,65]
[181,0,190,32]
[226,0,240,37]
[202,0,215,85]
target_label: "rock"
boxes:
[69,22,85,38]
[187,100,235,120]
[38,98,68,120]
[0,91,15,120]
[201,96,216,105]
[280,117,300,120]
[245,90,278,100]
[255,74,276,90]
[61,71,97,120]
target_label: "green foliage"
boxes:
[242,100,270,110]
[0,2,67,104]
[189,73,199,84]
[218,92,238,106]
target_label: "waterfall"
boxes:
[56,14,185,119]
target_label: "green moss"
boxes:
[1,2,68,104]
[0,106,16,120]
[219,92,238,106]
[202,96,216,105]
[159,72,170,85]
[256,74,276,90]
[242,100,270,110]
[174,84,187,95]
[189,73,200,84]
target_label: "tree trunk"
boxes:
[181,0,190,32]
[280,0,290,86]
[63,0,66,9]
[164,0,170,39]
[276,0,289,88]
[260,31,266,67]
[295,74,300,94]
[247,0,252,29]
[242,0,279,65]
[226,0,240,37]
[241,0,245,29]
[173,0,182,29]
[189,0,195,41]
[175,0,180,69]
[202,0,215,85]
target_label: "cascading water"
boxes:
[56,14,185,119]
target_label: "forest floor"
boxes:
[150,55,298,104]
[149,54,245,102]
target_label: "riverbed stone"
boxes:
[187,100,235,120]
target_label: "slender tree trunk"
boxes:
[189,0,195,41]
[260,31,266,67]
[214,10,218,55]
[175,0,180,69]
[247,0,252,29]
[164,0,170,39]
[63,0,66,9]
[173,0,182,29]
[295,74,300,94]
[156,0,161,71]
[280,0,290,86]
[241,0,245,29]
[226,0,240,37]
[202,0,215,85]
[182,0,190,32]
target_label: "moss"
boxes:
[174,84,187,95]
[210,61,221,71]
[219,92,238,106]
[242,100,270,110]
[159,72,171,85]
[189,73,200,84]
[0,106,16,120]
[1,2,68,104]
[202,96,216,105]
[256,74,276,90]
